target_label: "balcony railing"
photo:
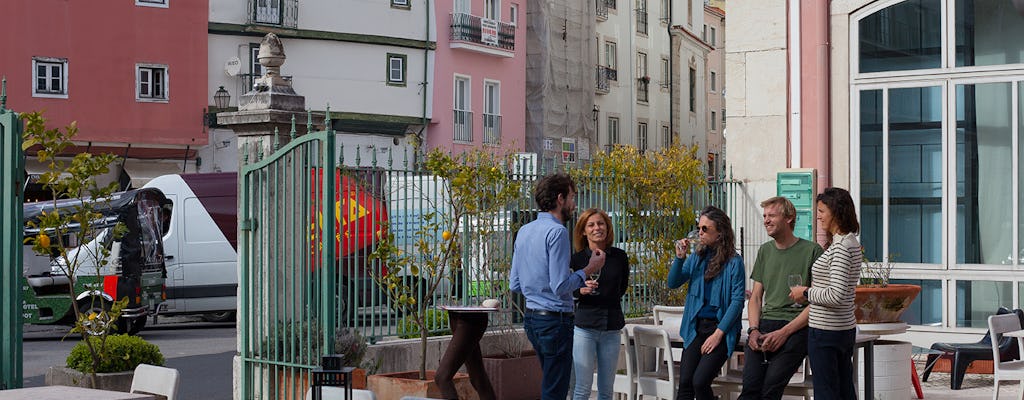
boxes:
[606,67,618,81]
[597,0,608,19]
[637,79,649,102]
[607,0,617,9]
[636,10,648,34]
[450,13,515,51]
[596,66,610,93]
[454,110,473,142]
[248,0,298,28]
[483,114,501,145]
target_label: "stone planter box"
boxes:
[482,352,541,400]
[45,366,134,392]
[368,370,477,400]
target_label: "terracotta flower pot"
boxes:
[854,283,921,323]
[368,370,478,400]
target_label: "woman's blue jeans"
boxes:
[572,327,621,400]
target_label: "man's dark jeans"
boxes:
[738,319,808,400]
[808,327,857,400]
[524,312,575,400]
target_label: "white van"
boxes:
[144,173,238,322]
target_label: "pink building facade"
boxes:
[428,0,526,153]
[0,0,208,165]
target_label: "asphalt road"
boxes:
[21,316,236,400]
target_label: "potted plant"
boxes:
[22,111,167,390]
[854,252,921,324]
[367,149,521,400]
[331,328,380,389]
[481,301,543,400]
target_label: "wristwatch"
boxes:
[803,288,810,300]
[746,326,759,334]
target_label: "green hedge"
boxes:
[66,334,165,373]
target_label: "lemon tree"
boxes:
[369,149,521,380]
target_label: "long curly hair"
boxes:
[698,206,737,281]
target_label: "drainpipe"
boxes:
[668,0,674,145]
[416,0,431,158]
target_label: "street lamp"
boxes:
[213,86,230,109]
[592,104,600,122]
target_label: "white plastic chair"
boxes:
[652,305,684,362]
[590,328,637,400]
[304,387,378,400]
[632,326,676,400]
[988,313,1024,400]
[130,363,180,400]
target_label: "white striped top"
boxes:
[807,233,862,331]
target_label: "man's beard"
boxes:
[561,208,574,224]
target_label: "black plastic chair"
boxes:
[921,307,1024,389]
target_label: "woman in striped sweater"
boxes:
[788,187,862,400]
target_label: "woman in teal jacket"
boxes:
[667,206,746,400]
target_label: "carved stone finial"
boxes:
[255,33,288,89]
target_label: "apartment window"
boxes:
[136,0,168,7]
[608,117,620,145]
[387,54,407,86]
[711,111,717,130]
[510,3,518,25]
[254,0,281,24]
[607,0,616,10]
[32,57,67,98]
[391,0,410,9]
[453,76,472,142]
[636,0,648,34]
[688,67,696,112]
[710,27,717,47]
[248,44,262,90]
[660,57,670,87]
[604,42,617,70]
[638,122,648,152]
[660,0,669,21]
[136,64,168,101]
[710,71,716,92]
[637,52,647,79]
[454,0,470,13]
[702,25,708,42]
[637,52,649,102]
[483,81,501,144]
[661,125,671,148]
[485,0,499,19]
[687,0,693,26]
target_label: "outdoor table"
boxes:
[435,306,499,400]
[0,385,155,400]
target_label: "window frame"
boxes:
[391,0,411,9]
[608,116,620,145]
[135,63,169,102]
[638,122,648,152]
[135,0,169,8]
[453,75,472,142]
[386,53,408,87]
[710,71,717,92]
[605,41,618,70]
[254,0,282,25]
[32,57,68,99]
[509,3,518,26]
[485,0,500,20]
[710,111,717,131]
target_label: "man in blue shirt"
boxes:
[510,173,605,400]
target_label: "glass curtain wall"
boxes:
[854,0,1024,328]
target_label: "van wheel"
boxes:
[201,311,236,323]
[118,316,147,335]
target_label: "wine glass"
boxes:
[788,274,804,308]
[589,270,601,295]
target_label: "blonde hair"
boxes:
[760,196,797,230]
[572,208,614,252]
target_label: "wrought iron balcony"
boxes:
[450,13,515,52]
[606,0,617,10]
[454,110,473,142]
[637,79,649,102]
[597,0,608,20]
[596,66,610,93]
[248,0,298,28]
[483,114,501,145]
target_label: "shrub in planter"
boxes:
[397,309,450,339]
[66,334,165,373]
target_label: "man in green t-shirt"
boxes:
[738,196,823,400]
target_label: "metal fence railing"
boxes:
[453,110,472,142]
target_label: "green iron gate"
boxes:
[1,79,25,390]
[239,115,340,400]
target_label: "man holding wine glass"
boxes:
[738,197,823,400]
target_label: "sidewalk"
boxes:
[913,360,1010,400]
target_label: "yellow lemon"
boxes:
[38,233,50,248]
[442,231,453,241]
[88,312,97,321]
